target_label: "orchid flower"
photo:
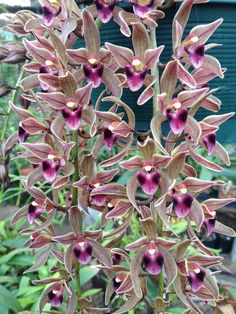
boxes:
[38,83,93,130]
[117,0,165,37]
[106,23,164,104]
[67,10,121,97]
[120,138,171,195]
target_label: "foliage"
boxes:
[0,0,235,313]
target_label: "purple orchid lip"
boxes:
[27,199,45,224]
[204,216,216,236]
[125,59,147,92]
[184,35,205,69]
[61,99,83,130]
[96,0,116,23]
[73,237,93,265]
[103,128,117,150]
[188,44,205,69]
[133,0,154,18]
[42,152,61,182]
[43,4,62,27]
[188,267,206,292]
[165,99,188,135]
[142,242,164,275]
[48,284,63,308]
[83,57,104,88]
[91,194,107,206]
[202,133,216,155]
[136,166,161,196]
[172,188,193,218]
[18,125,29,143]
[112,253,122,265]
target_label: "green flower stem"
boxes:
[71,130,81,301]
[149,27,160,115]
[150,27,165,301]
[1,67,25,142]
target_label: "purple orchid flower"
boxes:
[136,162,161,196]
[165,98,188,135]
[171,185,193,218]
[106,23,164,104]
[47,283,64,308]
[43,0,62,27]
[188,264,206,293]
[182,34,205,69]
[67,10,121,97]
[38,82,93,131]
[73,237,93,265]
[103,125,118,151]
[142,242,164,275]
[42,151,65,182]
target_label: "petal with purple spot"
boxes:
[83,63,104,88]
[188,44,205,69]
[202,133,216,155]
[42,158,60,182]
[48,284,63,307]
[61,106,82,130]
[166,106,188,135]
[43,6,61,27]
[125,64,147,92]
[188,267,206,292]
[136,170,161,196]
[142,243,164,275]
[27,201,44,224]
[73,238,93,265]
[103,128,117,150]
[91,194,107,206]
[96,0,115,23]
[18,126,29,143]
[172,193,193,218]
[204,217,216,236]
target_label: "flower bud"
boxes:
[0,47,9,61]
[0,83,11,97]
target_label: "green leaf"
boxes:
[80,266,99,285]
[0,248,31,264]
[81,288,102,298]
[168,307,186,314]
[0,285,22,312]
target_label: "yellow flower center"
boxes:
[88,57,97,66]
[137,0,151,6]
[184,35,199,47]
[49,0,61,9]
[132,58,144,72]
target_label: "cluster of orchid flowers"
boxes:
[1,0,235,313]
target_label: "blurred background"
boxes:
[0,1,236,313]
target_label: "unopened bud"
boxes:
[0,83,11,97]
[0,47,9,61]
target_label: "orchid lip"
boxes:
[166,105,188,135]
[136,170,161,196]
[188,267,206,292]
[48,285,63,308]
[42,158,61,182]
[172,192,193,218]
[73,239,93,265]
[142,244,164,275]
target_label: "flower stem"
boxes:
[1,66,25,142]
[71,130,81,301]
[149,27,160,115]
[150,27,165,300]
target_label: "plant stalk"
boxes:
[71,130,81,301]
[149,27,160,115]
[149,27,165,301]
[1,66,25,141]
